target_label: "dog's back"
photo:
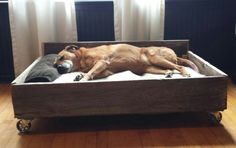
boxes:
[80,44,146,73]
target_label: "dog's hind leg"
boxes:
[93,70,114,79]
[147,56,190,77]
[145,66,173,75]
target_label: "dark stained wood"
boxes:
[12,77,227,119]
[43,40,189,57]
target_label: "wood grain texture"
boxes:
[188,51,228,76]
[43,40,189,57]
[12,77,227,119]
[1,83,236,148]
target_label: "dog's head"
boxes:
[54,45,79,74]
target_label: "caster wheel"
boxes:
[16,120,32,133]
[209,112,222,124]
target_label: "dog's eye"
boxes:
[65,45,78,53]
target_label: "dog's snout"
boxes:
[57,64,68,74]
[56,60,73,74]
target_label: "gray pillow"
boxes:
[25,54,60,82]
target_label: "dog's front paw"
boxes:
[74,73,84,81]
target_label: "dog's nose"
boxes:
[56,62,72,74]
[57,64,69,74]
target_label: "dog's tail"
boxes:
[177,57,199,72]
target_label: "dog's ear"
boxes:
[65,45,78,53]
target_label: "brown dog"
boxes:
[54,44,199,81]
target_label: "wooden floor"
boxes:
[1,82,236,148]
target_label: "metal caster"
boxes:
[16,119,32,133]
[209,111,222,124]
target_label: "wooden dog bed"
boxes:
[11,40,228,133]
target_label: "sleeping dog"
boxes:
[54,44,199,81]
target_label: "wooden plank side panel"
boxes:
[12,77,227,119]
[188,51,228,76]
[43,40,189,57]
